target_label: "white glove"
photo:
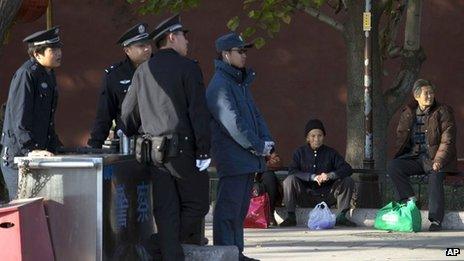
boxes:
[262,141,275,156]
[196,158,211,172]
[116,129,125,138]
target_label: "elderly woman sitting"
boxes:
[279,119,356,227]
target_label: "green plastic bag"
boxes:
[374,201,422,232]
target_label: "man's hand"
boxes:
[27,150,54,157]
[266,152,282,170]
[432,162,442,172]
[315,173,330,186]
[196,158,211,172]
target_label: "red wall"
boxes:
[1,0,463,165]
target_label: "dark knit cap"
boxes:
[304,119,326,137]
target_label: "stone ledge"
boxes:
[183,244,238,261]
[205,205,464,230]
[274,207,464,230]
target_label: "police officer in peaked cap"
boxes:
[121,14,211,260]
[88,23,152,148]
[1,27,64,200]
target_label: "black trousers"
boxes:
[387,157,445,223]
[148,153,210,261]
[260,171,282,215]
[283,175,354,214]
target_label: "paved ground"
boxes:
[205,223,464,260]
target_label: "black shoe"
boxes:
[181,236,209,246]
[336,214,357,227]
[279,217,297,227]
[239,254,260,261]
[429,221,442,232]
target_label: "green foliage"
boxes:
[242,27,256,38]
[227,16,240,31]
[253,37,266,49]
[127,0,328,48]
[127,0,200,15]
[313,0,326,8]
[229,0,327,48]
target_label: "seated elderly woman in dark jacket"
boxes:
[279,119,356,227]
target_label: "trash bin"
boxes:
[14,154,155,261]
[104,160,155,260]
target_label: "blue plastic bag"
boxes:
[307,201,336,230]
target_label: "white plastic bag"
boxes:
[307,201,336,230]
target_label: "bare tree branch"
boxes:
[404,0,422,51]
[384,0,423,117]
[341,0,348,10]
[384,48,426,117]
[379,2,406,60]
[303,6,344,32]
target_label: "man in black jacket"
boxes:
[88,23,152,148]
[121,14,211,260]
[280,119,356,227]
[1,27,63,200]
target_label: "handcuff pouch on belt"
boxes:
[135,136,152,165]
[150,136,168,164]
[135,134,180,165]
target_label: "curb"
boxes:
[205,205,464,230]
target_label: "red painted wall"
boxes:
[1,0,463,165]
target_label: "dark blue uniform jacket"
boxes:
[1,59,61,166]
[88,58,135,148]
[206,60,273,177]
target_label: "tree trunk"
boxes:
[371,2,388,171]
[0,0,23,54]
[344,1,366,169]
[343,0,424,171]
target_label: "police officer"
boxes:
[88,23,152,148]
[1,27,63,200]
[121,14,211,260]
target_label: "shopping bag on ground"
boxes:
[244,186,270,229]
[307,201,336,230]
[374,201,422,232]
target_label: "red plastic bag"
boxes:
[244,192,270,229]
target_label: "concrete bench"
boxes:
[273,165,464,197]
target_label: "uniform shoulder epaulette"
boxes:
[104,61,124,74]
[26,59,38,72]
